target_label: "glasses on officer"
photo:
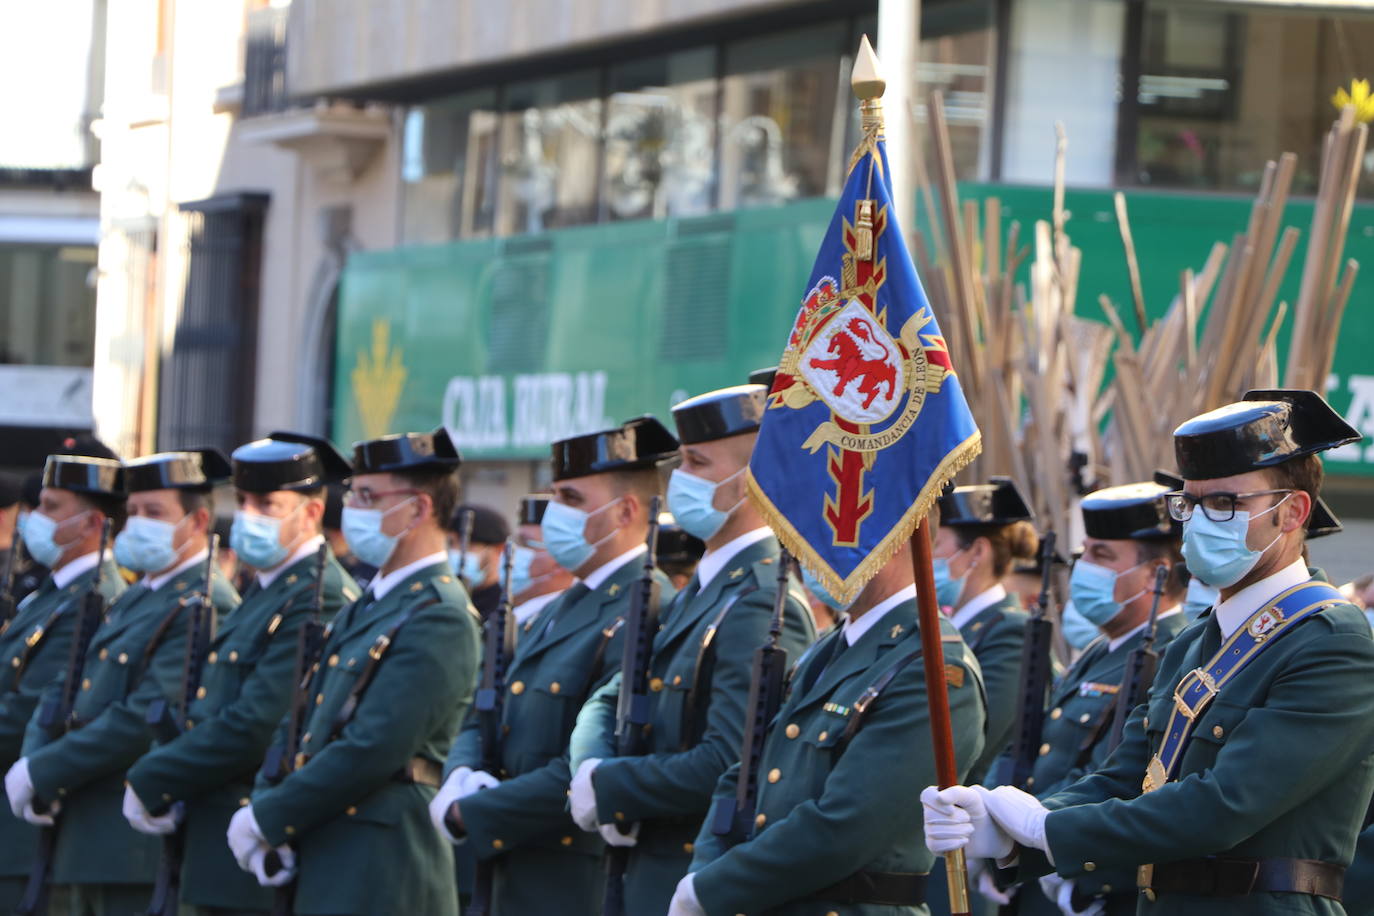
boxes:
[1166,489,1292,523]
[343,486,419,509]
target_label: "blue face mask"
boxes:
[667,467,745,541]
[232,501,307,571]
[115,515,188,573]
[508,544,537,595]
[459,551,486,585]
[1070,559,1147,626]
[1059,600,1100,650]
[1183,577,1220,621]
[341,498,414,570]
[931,551,968,608]
[801,567,849,612]
[23,510,89,569]
[542,498,622,573]
[1181,495,1287,589]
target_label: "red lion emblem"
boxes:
[808,317,897,410]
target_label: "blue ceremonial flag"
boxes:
[746,98,982,603]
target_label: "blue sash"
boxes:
[1141,580,1344,794]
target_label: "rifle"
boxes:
[17,520,112,916]
[144,535,220,916]
[709,548,792,847]
[455,508,475,590]
[1001,532,1057,792]
[0,530,21,632]
[602,497,663,916]
[1106,564,1168,752]
[259,543,330,915]
[462,540,518,916]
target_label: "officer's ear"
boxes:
[1280,489,1311,535]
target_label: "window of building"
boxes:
[496,70,603,235]
[401,88,501,243]
[1131,1,1374,196]
[0,244,96,366]
[603,47,718,221]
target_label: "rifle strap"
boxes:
[834,648,923,756]
[11,597,78,690]
[326,598,440,743]
[577,617,625,706]
[133,598,196,689]
[244,576,320,665]
[681,585,759,751]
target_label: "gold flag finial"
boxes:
[852,34,885,102]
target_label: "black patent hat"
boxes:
[1081,481,1178,541]
[748,366,778,391]
[124,449,232,494]
[1174,389,1361,481]
[518,495,549,526]
[1306,496,1341,540]
[550,416,680,482]
[937,476,1034,527]
[232,432,352,494]
[42,455,124,498]
[352,427,462,475]
[672,384,767,445]
[656,512,706,564]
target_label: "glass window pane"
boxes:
[603,47,718,221]
[1135,1,1374,196]
[400,88,500,244]
[0,244,96,367]
[497,71,603,235]
[719,23,850,209]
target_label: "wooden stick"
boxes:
[1113,192,1148,336]
[910,517,971,916]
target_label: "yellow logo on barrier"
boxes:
[352,319,407,439]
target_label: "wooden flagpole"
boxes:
[910,515,971,915]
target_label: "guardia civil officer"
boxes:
[509,494,574,633]
[567,384,816,914]
[667,532,986,915]
[0,454,126,911]
[925,389,1374,914]
[431,416,678,916]
[124,434,358,915]
[931,478,1036,783]
[8,450,240,913]
[448,504,509,618]
[1012,480,1189,916]
[228,428,479,916]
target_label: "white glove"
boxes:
[920,785,1012,858]
[570,758,601,831]
[983,785,1051,853]
[598,821,639,847]
[429,768,467,843]
[21,801,54,826]
[249,845,296,887]
[978,867,1017,905]
[5,758,34,819]
[461,769,500,797]
[667,872,706,916]
[123,785,177,836]
[227,805,269,872]
[1040,874,1104,916]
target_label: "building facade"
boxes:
[90,0,1374,513]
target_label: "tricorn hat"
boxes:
[123,449,232,494]
[1305,495,1342,540]
[550,416,679,482]
[518,494,549,526]
[1173,389,1360,481]
[937,476,1034,527]
[748,366,778,391]
[656,512,706,566]
[1081,481,1178,541]
[232,432,352,493]
[672,384,767,445]
[352,427,462,475]
[42,455,124,498]
[449,504,509,545]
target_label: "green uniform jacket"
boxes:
[448,554,674,916]
[126,548,357,910]
[689,598,987,916]
[1015,611,1187,916]
[0,557,126,880]
[23,560,237,886]
[251,561,479,916]
[957,592,1027,785]
[567,536,816,915]
[1038,583,1374,916]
